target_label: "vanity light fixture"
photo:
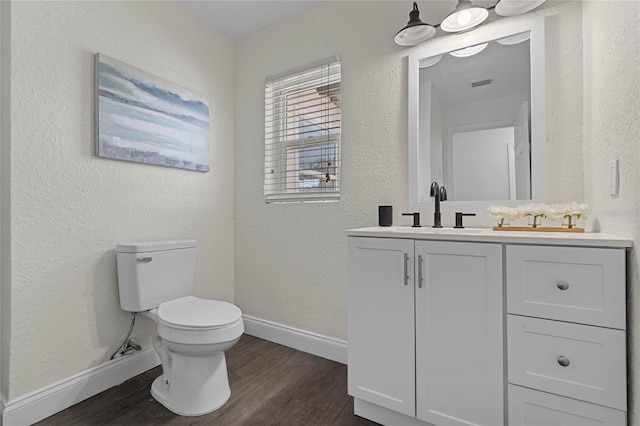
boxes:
[441,0,489,33]
[394,2,436,46]
[394,1,547,46]
[495,0,547,17]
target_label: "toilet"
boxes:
[115,239,243,416]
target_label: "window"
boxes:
[264,56,341,203]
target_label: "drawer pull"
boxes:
[557,356,571,367]
[556,280,570,290]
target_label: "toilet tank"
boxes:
[116,239,197,312]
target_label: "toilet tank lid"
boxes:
[116,239,196,253]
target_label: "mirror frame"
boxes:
[408,16,546,212]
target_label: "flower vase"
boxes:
[495,218,510,228]
[561,214,579,229]
[528,215,543,228]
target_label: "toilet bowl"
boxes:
[116,240,243,416]
[143,296,243,415]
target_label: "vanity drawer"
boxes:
[507,315,626,410]
[506,245,625,329]
[508,385,626,426]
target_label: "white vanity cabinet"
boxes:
[346,227,631,426]
[348,237,504,426]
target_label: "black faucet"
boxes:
[430,182,447,228]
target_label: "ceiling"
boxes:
[175,1,506,41]
[175,0,322,40]
[174,1,509,41]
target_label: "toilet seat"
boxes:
[158,296,241,330]
[155,296,244,345]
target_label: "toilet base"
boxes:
[150,352,231,416]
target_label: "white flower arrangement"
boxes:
[548,202,589,218]
[487,205,523,227]
[488,202,588,229]
[518,203,552,228]
[549,202,588,228]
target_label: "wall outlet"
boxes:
[609,158,619,197]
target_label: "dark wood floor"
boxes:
[37,335,378,425]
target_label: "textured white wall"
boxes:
[582,1,640,422]
[235,2,410,340]
[543,1,584,203]
[6,1,234,399]
[234,2,586,340]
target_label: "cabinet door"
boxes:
[347,237,416,417]
[415,241,503,426]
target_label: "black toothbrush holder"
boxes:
[378,206,393,227]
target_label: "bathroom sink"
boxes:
[409,227,487,234]
[366,226,492,236]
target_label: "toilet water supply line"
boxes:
[109,312,141,360]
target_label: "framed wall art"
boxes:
[95,53,210,172]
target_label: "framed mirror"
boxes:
[408,16,545,211]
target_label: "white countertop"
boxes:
[346,226,633,248]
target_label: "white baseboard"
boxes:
[242,315,347,365]
[2,348,160,426]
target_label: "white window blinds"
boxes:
[264,56,341,203]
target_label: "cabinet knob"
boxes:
[557,356,570,367]
[556,280,570,290]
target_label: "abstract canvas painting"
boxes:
[95,53,210,172]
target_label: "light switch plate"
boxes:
[609,158,619,197]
